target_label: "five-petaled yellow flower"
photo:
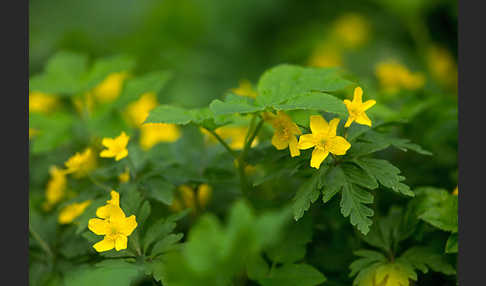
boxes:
[43,166,67,211]
[100,131,130,161]
[230,79,258,98]
[88,190,137,252]
[64,148,97,178]
[265,111,302,157]
[298,115,351,169]
[58,200,91,224]
[343,86,376,128]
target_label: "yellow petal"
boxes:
[355,112,372,127]
[108,190,120,206]
[115,149,128,161]
[327,118,340,137]
[272,133,289,150]
[179,185,195,209]
[362,99,376,111]
[353,86,363,103]
[298,134,317,150]
[309,115,329,134]
[344,115,355,128]
[88,218,110,235]
[115,235,128,251]
[288,136,300,157]
[93,237,115,252]
[96,204,126,220]
[326,136,351,155]
[102,138,115,148]
[197,184,212,209]
[119,215,138,236]
[343,99,352,107]
[100,149,115,158]
[310,148,329,169]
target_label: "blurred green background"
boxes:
[30,0,457,191]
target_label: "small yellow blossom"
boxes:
[375,60,425,92]
[427,45,457,89]
[298,116,351,169]
[264,111,302,157]
[58,200,91,224]
[88,191,137,252]
[43,166,67,211]
[140,123,181,150]
[452,186,458,196]
[170,184,212,213]
[92,72,128,103]
[118,168,130,184]
[125,92,159,127]
[29,128,39,139]
[100,131,130,161]
[308,45,342,68]
[64,148,97,178]
[230,79,258,98]
[209,126,258,150]
[344,87,376,128]
[29,91,58,114]
[332,13,370,48]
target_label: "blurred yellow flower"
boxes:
[118,168,130,183]
[43,166,68,211]
[88,190,137,252]
[264,111,302,157]
[344,86,376,128]
[100,131,130,161]
[65,148,97,178]
[332,13,370,48]
[203,126,258,150]
[92,72,128,103]
[58,200,91,224]
[29,91,58,114]
[452,186,458,196]
[375,60,425,92]
[125,92,159,127]
[230,79,258,98]
[427,45,457,89]
[308,45,342,68]
[170,184,213,213]
[298,116,351,169]
[140,123,181,150]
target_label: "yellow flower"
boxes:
[64,148,97,178]
[125,92,159,127]
[58,200,91,224]
[265,111,302,157]
[139,123,181,150]
[452,186,458,196]
[88,191,137,252]
[29,91,58,114]
[230,79,258,98]
[344,86,376,128]
[170,184,212,213]
[332,13,370,48]
[375,60,425,92]
[100,131,130,161]
[308,45,342,68]
[427,45,457,89]
[298,116,351,169]
[118,168,130,184]
[43,166,67,211]
[92,72,128,103]
[213,126,258,150]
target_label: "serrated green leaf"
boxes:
[258,264,326,286]
[414,188,458,232]
[341,163,378,190]
[361,131,432,155]
[142,218,178,254]
[445,233,458,253]
[256,64,353,107]
[321,165,346,203]
[292,171,321,221]
[274,92,346,115]
[399,246,456,275]
[210,94,264,115]
[145,104,194,125]
[340,183,374,235]
[355,158,413,197]
[151,233,184,257]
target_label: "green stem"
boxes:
[238,117,264,195]
[88,174,111,192]
[203,128,239,159]
[29,224,54,259]
[127,156,138,180]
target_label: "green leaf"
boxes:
[145,104,194,125]
[256,64,353,108]
[345,141,390,157]
[341,163,378,190]
[114,70,171,107]
[29,112,74,154]
[64,262,143,286]
[292,171,322,221]
[143,176,176,206]
[246,254,270,280]
[142,218,178,254]
[137,200,152,228]
[82,54,135,90]
[210,94,264,115]
[361,131,432,155]
[414,187,458,232]
[151,233,184,257]
[445,233,458,254]
[349,250,387,277]
[340,183,374,235]
[275,91,346,115]
[258,264,326,286]
[355,158,413,197]
[399,246,456,275]
[321,165,346,203]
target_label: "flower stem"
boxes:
[88,174,111,192]
[203,128,239,159]
[29,224,54,259]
